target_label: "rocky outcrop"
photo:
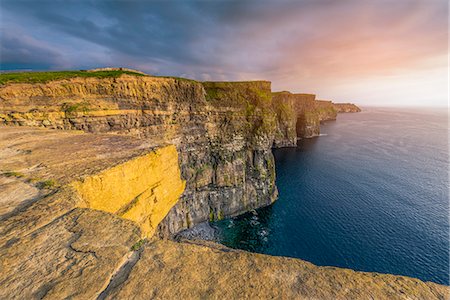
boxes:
[72,145,185,237]
[0,75,278,236]
[0,127,185,238]
[334,102,362,113]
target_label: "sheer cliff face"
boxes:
[0,75,277,235]
[314,100,338,121]
[0,74,359,236]
[159,81,278,235]
[271,92,298,147]
[272,92,338,146]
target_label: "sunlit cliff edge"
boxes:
[0,70,447,299]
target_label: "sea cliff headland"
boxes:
[0,69,447,299]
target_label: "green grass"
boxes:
[209,208,215,222]
[61,102,90,114]
[203,80,270,85]
[36,179,57,189]
[155,75,198,83]
[205,86,220,101]
[0,70,146,85]
[3,171,25,178]
[131,239,146,251]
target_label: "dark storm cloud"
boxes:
[1,0,447,105]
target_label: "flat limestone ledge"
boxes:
[1,205,447,300]
[0,126,158,186]
[0,126,185,238]
[0,126,149,223]
[102,239,449,300]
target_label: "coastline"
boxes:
[0,70,447,298]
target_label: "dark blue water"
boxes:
[215,107,449,285]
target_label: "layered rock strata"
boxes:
[0,73,361,237]
[0,127,185,238]
[0,75,278,236]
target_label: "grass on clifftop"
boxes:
[0,70,146,85]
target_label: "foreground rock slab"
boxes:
[0,208,141,299]
[0,126,185,237]
[104,239,448,300]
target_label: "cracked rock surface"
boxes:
[2,205,447,300]
[0,208,141,299]
[104,239,448,300]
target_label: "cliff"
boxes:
[0,72,445,299]
[334,102,362,113]
[0,128,446,298]
[0,74,278,236]
[0,73,361,237]
[271,92,342,146]
[0,127,185,239]
[314,99,338,121]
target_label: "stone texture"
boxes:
[0,208,142,300]
[0,127,185,238]
[72,145,185,237]
[102,239,449,300]
[0,76,279,236]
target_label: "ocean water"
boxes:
[214,107,449,285]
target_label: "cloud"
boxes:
[1,0,447,105]
[0,28,67,70]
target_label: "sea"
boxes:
[214,107,449,285]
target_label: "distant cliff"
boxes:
[333,102,362,113]
[272,92,350,147]
[315,100,338,121]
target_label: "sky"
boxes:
[1,0,448,107]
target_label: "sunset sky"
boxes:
[1,0,448,107]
